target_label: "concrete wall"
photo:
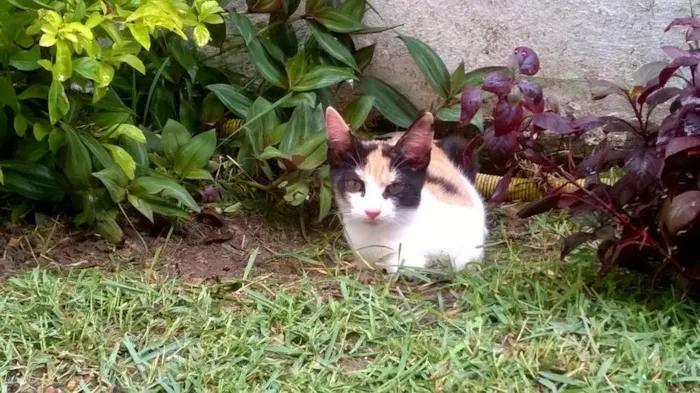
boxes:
[355,0,689,116]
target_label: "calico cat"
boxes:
[325,106,486,272]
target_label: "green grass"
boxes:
[2,215,700,392]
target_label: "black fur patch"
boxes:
[438,135,477,182]
[329,139,373,202]
[426,174,459,194]
[387,147,427,209]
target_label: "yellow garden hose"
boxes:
[218,118,588,202]
[474,173,587,202]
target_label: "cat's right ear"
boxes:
[325,106,352,162]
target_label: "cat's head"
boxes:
[325,106,434,224]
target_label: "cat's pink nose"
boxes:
[364,210,381,219]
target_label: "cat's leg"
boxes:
[452,245,484,271]
[382,246,429,273]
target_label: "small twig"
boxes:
[118,203,149,252]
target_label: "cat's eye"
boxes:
[385,183,404,194]
[345,179,364,193]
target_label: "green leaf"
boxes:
[63,125,93,188]
[339,0,366,20]
[96,61,115,88]
[285,51,308,87]
[103,143,136,180]
[359,75,418,128]
[53,40,72,81]
[342,96,374,130]
[308,22,359,71]
[0,76,18,109]
[257,146,291,160]
[193,23,211,47]
[9,45,40,71]
[13,114,27,137]
[170,37,198,80]
[318,181,332,221]
[436,104,460,122]
[137,195,192,220]
[111,124,146,143]
[292,66,354,91]
[128,194,154,222]
[48,128,65,154]
[128,22,151,50]
[183,168,214,180]
[174,129,216,175]
[93,167,128,202]
[120,135,149,168]
[206,84,253,118]
[115,54,146,75]
[33,121,50,141]
[279,102,312,154]
[354,43,375,71]
[17,84,49,100]
[48,81,70,125]
[130,176,200,212]
[280,93,316,108]
[245,97,281,156]
[315,10,365,33]
[0,167,3,185]
[73,57,100,81]
[450,62,467,97]
[78,133,116,169]
[305,0,327,14]
[298,142,327,170]
[95,216,123,243]
[231,12,288,89]
[399,36,450,98]
[162,119,192,162]
[290,132,326,157]
[0,161,65,201]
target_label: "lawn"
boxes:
[2,212,700,392]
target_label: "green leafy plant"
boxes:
[0,0,226,241]
[205,1,399,221]
[369,34,506,131]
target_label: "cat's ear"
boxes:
[325,106,352,162]
[396,112,434,170]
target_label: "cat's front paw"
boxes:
[382,251,428,273]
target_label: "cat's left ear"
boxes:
[396,112,434,171]
[325,106,352,163]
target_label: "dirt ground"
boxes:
[0,207,345,282]
[0,205,526,283]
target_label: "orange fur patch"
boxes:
[364,146,394,185]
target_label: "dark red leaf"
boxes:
[482,72,512,96]
[665,190,700,235]
[603,119,637,134]
[625,148,662,189]
[512,47,540,76]
[462,135,483,182]
[638,65,681,104]
[671,56,700,67]
[665,17,700,32]
[646,87,682,111]
[517,194,560,218]
[517,79,543,103]
[489,168,514,204]
[665,135,700,158]
[575,138,628,178]
[493,99,523,136]
[662,46,691,59]
[459,87,481,127]
[561,232,596,259]
[533,112,573,134]
[688,28,700,41]
[571,115,600,133]
[483,126,518,164]
[589,80,626,101]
